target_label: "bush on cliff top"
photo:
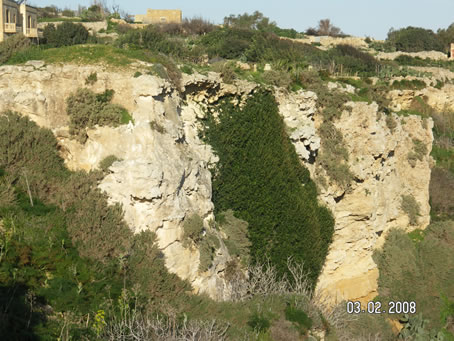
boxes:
[43,22,89,47]
[201,89,334,286]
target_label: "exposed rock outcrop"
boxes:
[0,61,433,305]
[0,62,234,300]
[389,84,454,111]
[286,99,433,304]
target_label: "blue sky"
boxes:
[30,0,454,40]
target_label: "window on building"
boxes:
[12,14,16,23]
[6,9,10,23]
[160,17,167,23]
[28,15,31,28]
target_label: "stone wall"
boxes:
[376,50,448,61]
[37,21,108,34]
[284,35,369,49]
[135,9,182,24]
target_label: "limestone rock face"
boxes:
[275,89,320,162]
[295,101,432,304]
[0,63,234,300]
[389,84,454,111]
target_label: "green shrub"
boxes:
[374,221,454,330]
[81,4,103,22]
[284,305,312,335]
[149,63,168,79]
[430,167,454,221]
[408,229,425,243]
[128,230,191,301]
[0,34,30,65]
[387,26,444,52]
[201,90,334,285]
[218,210,251,264]
[43,22,89,47]
[182,214,204,246]
[198,233,220,272]
[200,27,255,59]
[211,61,236,84]
[99,155,121,172]
[391,79,426,90]
[401,194,420,225]
[318,121,353,189]
[331,44,379,75]
[133,71,142,78]
[85,71,97,85]
[248,312,271,332]
[147,55,182,90]
[262,70,292,89]
[0,111,70,197]
[180,65,193,75]
[116,25,186,58]
[66,88,132,142]
[182,214,219,271]
[0,173,16,208]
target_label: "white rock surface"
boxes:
[0,63,232,300]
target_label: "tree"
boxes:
[387,26,444,52]
[224,11,274,30]
[306,18,343,37]
[61,9,75,17]
[80,1,110,22]
[43,22,89,47]
[437,23,454,53]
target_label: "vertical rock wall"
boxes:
[277,91,433,304]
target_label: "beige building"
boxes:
[0,0,38,42]
[135,9,182,25]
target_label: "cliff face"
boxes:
[276,89,432,303]
[0,62,433,304]
[0,62,233,299]
[311,103,432,304]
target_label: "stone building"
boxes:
[0,0,38,42]
[134,9,182,25]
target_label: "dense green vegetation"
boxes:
[386,26,445,53]
[374,221,454,337]
[201,90,334,285]
[42,22,89,47]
